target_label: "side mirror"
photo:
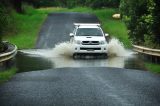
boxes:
[70,33,74,37]
[105,33,110,42]
[105,33,109,37]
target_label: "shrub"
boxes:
[120,0,148,44]
[120,0,160,48]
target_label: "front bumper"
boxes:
[74,44,108,54]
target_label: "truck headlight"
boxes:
[99,41,105,45]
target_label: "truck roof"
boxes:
[74,23,101,28]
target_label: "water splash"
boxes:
[19,49,52,58]
[107,38,132,57]
[51,38,132,57]
[52,42,75,57]
[19,38,132,58]
[19,42,74,58]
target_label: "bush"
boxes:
[120,0,160,48]
[120,0,148,44]
[0,3,15,52]
[24,0,120,9]
[86,0,120,8]
[24,0,59,8]
[151,0,160,44]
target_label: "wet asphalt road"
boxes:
[0,68,160,106]
[0,13,160,106]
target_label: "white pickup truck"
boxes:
[70,23,108,58]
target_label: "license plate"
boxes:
[87,49,94,51]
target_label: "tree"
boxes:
[0,0,12,52]
[120,0,149,44]
[151,0,160,44]
[120,0,160,48]
[86,0,120,8]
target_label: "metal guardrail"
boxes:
[133,45,160,57]
[0,42,17,63]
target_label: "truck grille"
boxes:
[82,41,99,45]
[80,47,101,51]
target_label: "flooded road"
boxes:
[16,48,146,72]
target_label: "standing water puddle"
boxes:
[16,39,146,72]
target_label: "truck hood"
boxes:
[74,36,105,41]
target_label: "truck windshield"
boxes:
[76,28,103,36]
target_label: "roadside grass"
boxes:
[145,63,160,73]
[4,7,47,49]
[0,67,17,84]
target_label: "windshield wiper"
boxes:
[79,35,91,36]
[93,35,103,36]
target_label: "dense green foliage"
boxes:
[120,0,148,44]
[23,0,59,8]
[120,0,160,48]
[0,1,15,52]
[0,3,9,37]
[151,0,160,46]
[24,0,120,8]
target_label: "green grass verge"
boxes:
[0,67,17,84]
[145,63,160,73]
[4,7,48,49]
